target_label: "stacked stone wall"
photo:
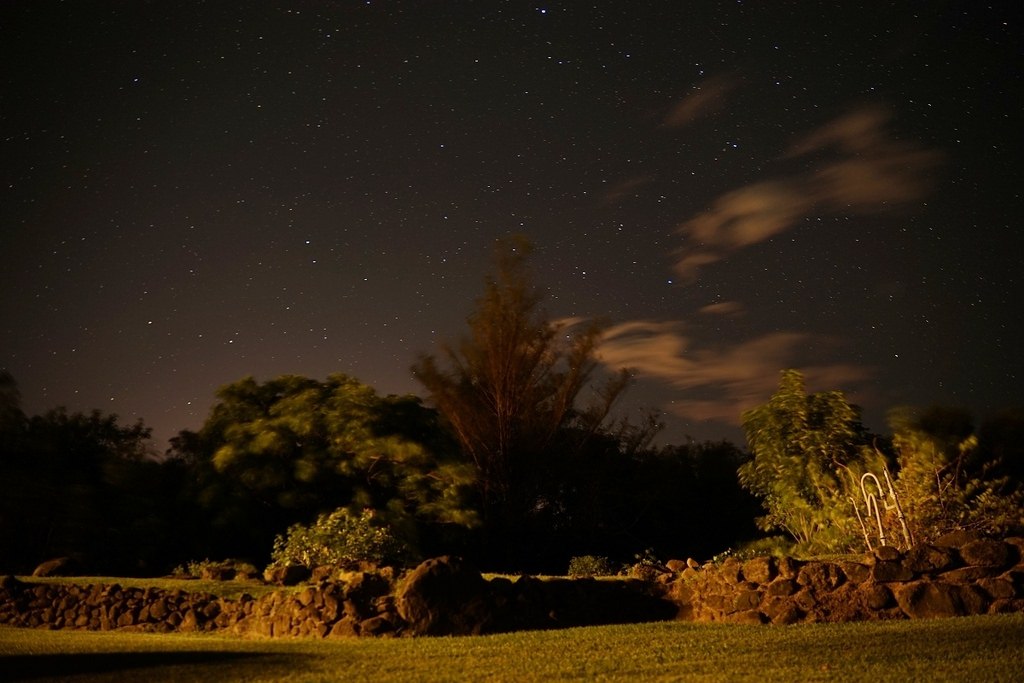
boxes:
[665,534,1024,624]
[0,561,672,638]
[0,570,403,638]
[1,534,1022,637]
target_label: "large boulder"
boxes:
[32,557,80,577]
[959,539,1013,569]
[894,580,989,619]
[396,556,491,636]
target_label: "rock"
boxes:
[796,562,844,594]
[958,585,991,616]
[264,564,311,586]
[311,565,338,583]
[943,566,1001,583]
[769,602,804,625]
[859,583,893,610]
[665,559,688,573]
[764,579,797,597]
[1003,537,1024,563]
[903,544,956,574]
[977,577,1015,600]
[775,557,802,580]
[199,565,235,581]
[873,545,902,562]
[989,598,1022,614]
[893,581,986,619]
[806,583,869,623]
[327,616,360,638]
[179,609,201,632]
[717,558,743,584]
[396,556,491,636]
[359,614,397,636]
[732,589,761,612]
[960,539,1012,569]
[933,529,982,549]
[741,557,775,585]
[32,557,80,577]
[895,581,952,618]
[871,560,914,583]
[727,609,765,625]
[838,561,872,584]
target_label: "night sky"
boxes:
[2,2,1021,451]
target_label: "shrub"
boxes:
[270,507,412,569]
[567,555,616,578]
[171,558,258,580]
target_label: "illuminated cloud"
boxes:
[683,180,806,248]
[662,75,737,128]
[595,320,870,425]
[602,175,656,205]
[674,106,942,281]
[584,106,934,428]
[698,301,744,316]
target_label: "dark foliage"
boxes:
[0,372,188,575]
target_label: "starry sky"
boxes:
[2,1,1021,451]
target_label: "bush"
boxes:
[567,555,616,578]
[270,508,412,569]
[171,558,259,580]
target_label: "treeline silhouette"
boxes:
[3,370,1022,576]
[0,370,759,575]
[4,240,1020,575]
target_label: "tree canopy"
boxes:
[411,236,633,564]
[0,374,170,574]
[739,370,1024,556]
[169,373,478,563]
[738,369,881,554]
[888,405,1024,540]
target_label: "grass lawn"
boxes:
[18,576,290,600]
[2,613,1022,682]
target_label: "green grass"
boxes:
[17,576,290,600]
[2,613,1023,682]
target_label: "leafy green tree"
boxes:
[171,373,478,562]
[738,370,882,554]
[411,237,632,564]
[889,406,1024,540]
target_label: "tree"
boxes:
[0,395,172,574]
[169,373,478,563]
[889,406,1024,540]
[738,370,882,554]
[412,236,632,564]
[0,371,26,462]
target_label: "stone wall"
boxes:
[664,533,1024,624]
[0,570,404,638]
[0,558,672,638]
[2,533,1022,637]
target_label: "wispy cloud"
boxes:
[662,75,737,128]
[698,301,744,316]
[582,105,936,429]
[674,106,942,281]
[602,175,656,205]
[594,320,871,425]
